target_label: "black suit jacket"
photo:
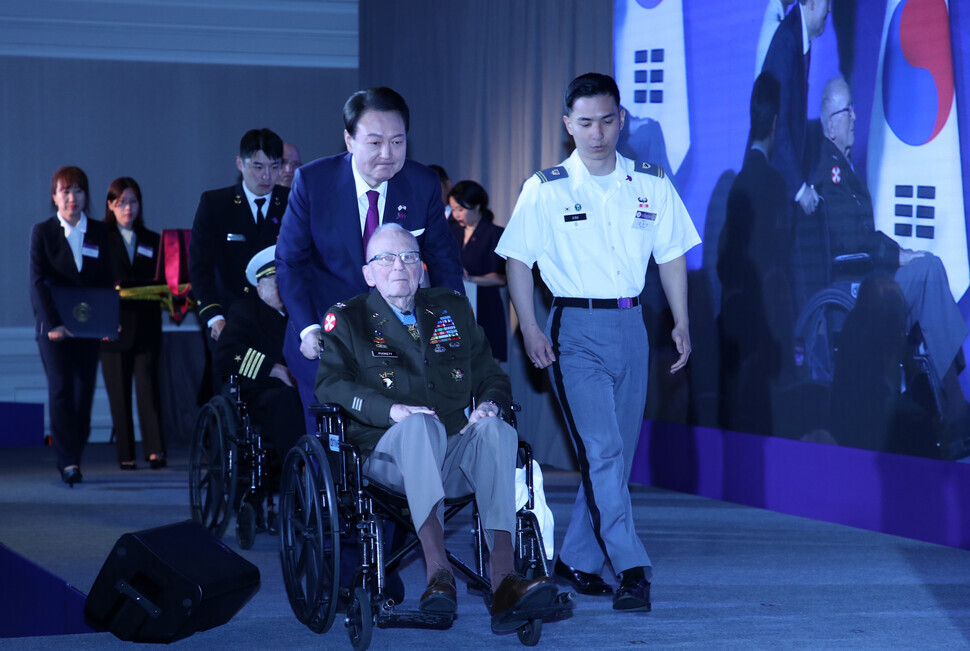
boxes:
[762,2,809,202]
[29,215,116,337]
[189,183,288,323]
[719,147,791,291]
[101,226,163,352]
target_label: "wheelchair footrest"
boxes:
[375,602,455,630]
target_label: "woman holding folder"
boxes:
[29,166,116,486]
[100,177,166,470]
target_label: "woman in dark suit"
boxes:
[29,166,115,485]
[100,177,166,470]
[448,180,508,362]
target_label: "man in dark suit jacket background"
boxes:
[761,0,829,215]
[190,128,289,345]
[718,71,793,436]
[275,87,463,431]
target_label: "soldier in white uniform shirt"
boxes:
[495,72,700,613]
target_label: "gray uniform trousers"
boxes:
[363,412,517,551]
[547,305,652,578]
[894,253,969,384]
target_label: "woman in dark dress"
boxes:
[448,180,507,361]
[100,177,166,469]
[29,166,115,485]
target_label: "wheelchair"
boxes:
[277,402,572,650]
[188,374,278,550]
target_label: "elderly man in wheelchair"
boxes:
[309,223,566,636]
[190,245,305,547]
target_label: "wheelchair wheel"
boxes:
[236,501,257,550]
[793,286,856,384]
[517,617,542,646]
[189,395,239,540]
[279,435,340,634]
[347,586,373,651]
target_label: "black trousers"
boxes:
[37,336,100,471]
[100,347,165,462]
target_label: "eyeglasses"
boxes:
[367,251,421,266]
[831,104,854,118]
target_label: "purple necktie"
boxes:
[363,190,380,253]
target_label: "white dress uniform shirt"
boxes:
[495,150,700,299]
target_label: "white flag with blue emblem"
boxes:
[867,0,967,301]
[613,0,690,175]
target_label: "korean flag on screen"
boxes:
[867,0,968,301]
[613,0,690,175]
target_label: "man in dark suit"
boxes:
[190,128,289,344]
[30,166,117,484]
[718,71,792,435]
[761,0,829,215]
[317,224,560,631]
[276,87,463,431]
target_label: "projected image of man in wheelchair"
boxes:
[277,224,571,648]
[793,77,969,456]
[189,246,304,549]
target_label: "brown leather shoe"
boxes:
[490,573,558,632]
[419,569,457,614]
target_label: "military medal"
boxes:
[373,331,388,349]
[406,324,420,341]
[429,310,461,347]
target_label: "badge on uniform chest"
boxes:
[633,211,656,229]
[380,372,394,389]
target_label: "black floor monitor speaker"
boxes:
[84,519,260,643]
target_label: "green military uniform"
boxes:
[316,287,511,457]
[317,286,516,543]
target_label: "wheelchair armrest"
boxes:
[309,402,342,415]
[832,252,873,278]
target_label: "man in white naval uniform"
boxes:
[496,72,701,613]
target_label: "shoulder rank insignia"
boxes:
[535,166,569,183]
[634,161,665,178]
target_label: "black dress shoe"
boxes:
[419,569,457,614]
[490,573,558,632]
[148,455,166,470]
[61,467,83,487]
[613,567,651,612]
[120,461,137,470]
[553,558,613,596]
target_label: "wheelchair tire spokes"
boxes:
[279,435,340,635]
[189,398,239,540]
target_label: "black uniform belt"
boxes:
[553,297,639,309]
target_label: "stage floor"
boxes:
[1,442,969,649]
